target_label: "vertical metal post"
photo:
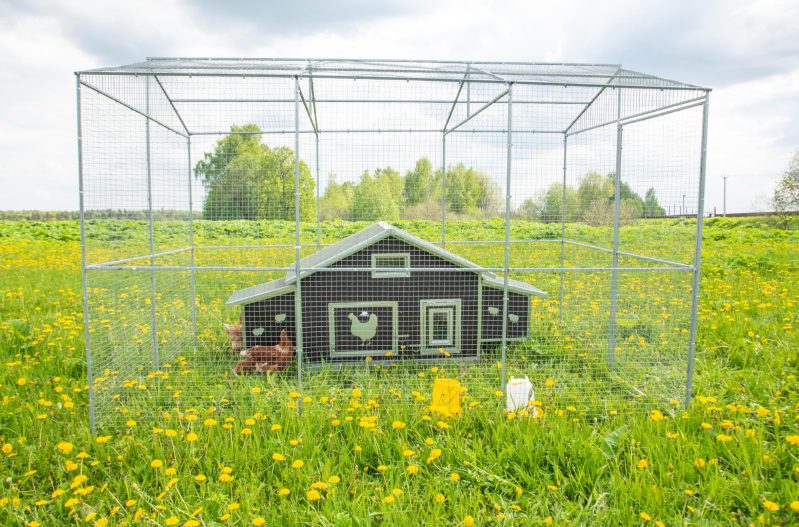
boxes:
[466,63,471,117]
[441,134,446,247]
[607,87,622,370]
[187,136,197,348]
[500,83,513,404]
[559,133,567,324]
[315,133,321,249]
[293,77,305,408]
[685,95,710,407]
[145,76,160,369]
[722,175,727,216]
[76,75,95,433]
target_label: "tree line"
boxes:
[518,173,665,226]
[195,124,666,224]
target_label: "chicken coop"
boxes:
[76,58,710,431]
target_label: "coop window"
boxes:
[420,299,461,355]
[429,308,453,346]
[371,253,411,278]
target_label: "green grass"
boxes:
[1,217,798,526]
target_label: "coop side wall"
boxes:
[243,293,296,349]
[480,288,530,341]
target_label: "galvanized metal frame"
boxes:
[75,58,711,431]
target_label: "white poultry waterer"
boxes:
[506,376,534,413]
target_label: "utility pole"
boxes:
[722,175,728,217]
[682,194,686,216]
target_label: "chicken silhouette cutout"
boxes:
[348,312,378,345]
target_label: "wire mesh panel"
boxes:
[76,58,709,431]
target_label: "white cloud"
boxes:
[0,0,796,212]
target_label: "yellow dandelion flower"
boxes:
[786,435,799,446]
[463,516,475,527]
[426,448,442,464]
[640,512,652,521]
[716,434,732,442]
[227,503,240,511]
[185,432,198,442]
[328,475,341,484]
[252,518,266,527]
[637,459,648,470]
[1,443,12,454]
[278,488,290,497]
[272,453,286,462]
[351,388,362,398]
[406,464,420,474]
[165,517,179,527]
[307,489,321,501]
[56,442,74,455]
[790,501,799,511]
[292,460,304,469]
[271,424,282,431]
[194,474,206,482]
[151,459,163,469]
[764,500,779,512]
[434,493,445,504]
[391,421,406,429]
[382,495,395,504]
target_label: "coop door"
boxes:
[420,299,462,355]
[328,301,398,358]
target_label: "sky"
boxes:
[0,0,797,213]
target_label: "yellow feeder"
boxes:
[430,378,462,417]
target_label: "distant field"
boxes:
[0,217,797,526]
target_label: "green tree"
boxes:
[533,183,580,222]
[444,163,499,214]
[194,124,316,220]
[351,170,400,220]
[319,174,355,220]
[642,188,666,217]
[772,149,799,229]
[403,157,434,206]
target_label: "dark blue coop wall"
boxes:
[480,288,530,340]
[243,293,295,349]
[298,236,480,361]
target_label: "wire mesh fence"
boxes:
[76,58,709,431]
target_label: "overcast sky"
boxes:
[0,0,797,213]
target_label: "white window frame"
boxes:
[419,298,461,355]
[371,252,411,279]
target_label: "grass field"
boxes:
[1,217,797,526]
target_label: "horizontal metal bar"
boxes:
[77,80,189,139]
[85,247,192,269]
[621,98,706,127]
[566,95,707,136]
[194,244,329,250]
[445,88,510,135]
[78,71,709,91]
[190,128,563,135]
[564,240,693,268]
[89,264,692,273]
[143,57,623,68]
[171,98,591,105]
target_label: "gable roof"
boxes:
[226,222,545,305]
